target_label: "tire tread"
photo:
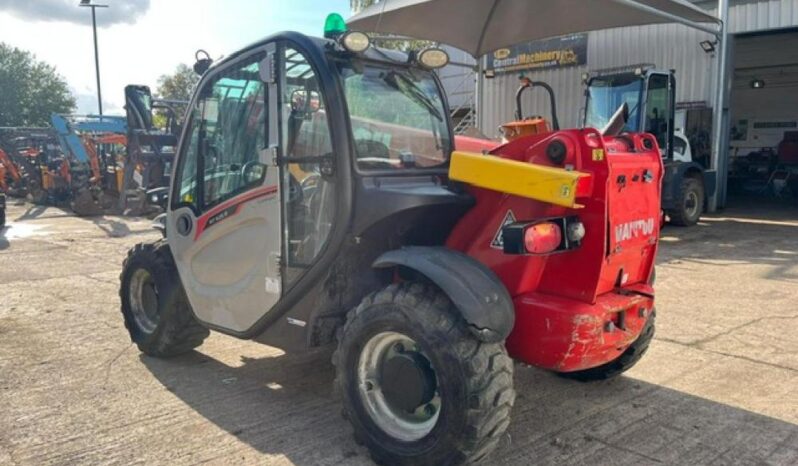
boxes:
[333,282,514,465]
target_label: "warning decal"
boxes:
[490,210,517,249]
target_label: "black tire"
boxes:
[559,310,656,382]
[333,282,515,466]
[0,207,5,229]
[119,240,209,357]
[668,177,704,226]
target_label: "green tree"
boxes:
[154,64,199,129]
[155,64,199,103]
[0,43,76,127]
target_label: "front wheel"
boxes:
[668,177,704,226]
[334,282,515,465]
[119,240,209,357]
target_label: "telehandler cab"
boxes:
[120,16,661,465]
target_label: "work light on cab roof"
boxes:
[418,47,449,69]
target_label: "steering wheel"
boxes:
[301,172,321,192]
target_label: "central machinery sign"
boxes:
[487,33,588,73]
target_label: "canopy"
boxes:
[347,0,719,57]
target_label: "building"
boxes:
[351,0,798,208]
[475,0,798,208]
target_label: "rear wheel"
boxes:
[119,240,209,357]
[668,177,704,226]
[559,311,656,382]
[334,282,515,465]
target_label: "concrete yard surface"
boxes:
[1,199,797,465]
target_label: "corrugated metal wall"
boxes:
[437,45,476,109]
[477,0,798,137]
[481,66,586,136]
[722,0,798,32]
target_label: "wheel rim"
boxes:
[129,268,159,333]
[357,331,441,442]
[684,190,699,219]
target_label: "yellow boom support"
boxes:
[448,151,589,208]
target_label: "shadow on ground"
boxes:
[14,203,72,221]
[92,217,132,238]
[142,349,798,465]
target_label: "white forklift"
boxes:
[584,66,716,226]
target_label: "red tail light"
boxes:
[524,222,563,254]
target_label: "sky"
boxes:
[0,0,351,115]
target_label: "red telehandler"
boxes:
[118,17,662,465]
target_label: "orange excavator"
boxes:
[0,147,19,227]
[70,133,128,215]
[0,148,23,194]
[7,136,72,205]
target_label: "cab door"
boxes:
[642,71,675,159]
[168,44,282,333]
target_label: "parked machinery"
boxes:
[0,147,20,227]
[50,87,184,217]
[118,23,662,465]
[51,113,128,215]
[9,134,71,206]
[584,67,716,226]
[73,132,129,215]
[462,67,714,226]
[121,85,184,215]
[0,148,12,228]
[0,147,24,197]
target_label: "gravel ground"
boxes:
[1,198,796,465]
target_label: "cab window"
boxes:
[338,60,450,170]
[173,52,267,212]
[281,46,336,284]
[645,74,669,148]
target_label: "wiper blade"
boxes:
[384,71,443,122]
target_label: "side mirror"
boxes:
[290,89,321,115]
[242,161,267,185]
[193,49,213,76]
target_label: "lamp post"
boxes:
[79,0,108,117]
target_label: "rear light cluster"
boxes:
[524,222,562,254]
[502,217,585,255]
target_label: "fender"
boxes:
[373,246,515,343]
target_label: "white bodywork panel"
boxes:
[672,130,693,163]
[169,164,281,333]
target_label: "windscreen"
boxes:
[337,59,451,170]
[585,74,644,133]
